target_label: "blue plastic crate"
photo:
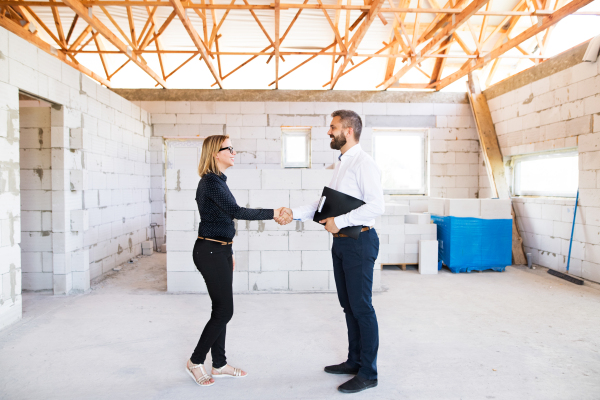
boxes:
[431,215,512,273]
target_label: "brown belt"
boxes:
[198,237,233,245]
[332,226,372,238]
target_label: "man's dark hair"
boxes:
[331,110,362,142]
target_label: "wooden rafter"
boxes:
[169,0,222,87]
[274,0,280,88]
[65,14,77,43]
[61,0,167,87]
[330,0,384,88]
[0,10,111,86]
[4,1,598,15]
[429,34,451,84]
[93,34,111,78]
[49,0,66,45]
[381,0,490,90]
[211,0,306,86]
[434,0,595,90]
[0,0,593,90]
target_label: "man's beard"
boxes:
[329,132,347,150]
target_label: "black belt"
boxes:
[332,226,372,238]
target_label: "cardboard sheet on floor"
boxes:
[431,215,512,273]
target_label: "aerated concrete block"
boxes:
[429,198,447,216]
[384,204,410,215]
[479,199,512,219]
[447,199,481,218]
[405,213,431,225]
[419,240,438,275]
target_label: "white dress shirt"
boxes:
[292,144,385,229]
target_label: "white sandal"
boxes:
[212,364,247,378]
[186,360,215,386]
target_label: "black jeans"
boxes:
[190,238,233,368]
[331,228,380,380]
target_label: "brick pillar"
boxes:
[50,106,88,294]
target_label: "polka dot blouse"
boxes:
[196,172,274,240]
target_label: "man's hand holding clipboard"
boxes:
[313,186,366,239]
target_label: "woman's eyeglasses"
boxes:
[219,146,235,154]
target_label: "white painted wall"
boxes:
[487,59,600,282]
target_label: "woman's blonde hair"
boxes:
[198,135,230,177]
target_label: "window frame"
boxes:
[372,128,429,195]
[510,148,578,197]
[281,127,312,168]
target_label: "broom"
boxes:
[547,190,584,285]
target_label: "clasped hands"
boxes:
[273,208,340,234]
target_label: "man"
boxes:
[277,110,385,393]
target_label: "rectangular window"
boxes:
[372,129,427,195]
[282,128,311,168]
[511,150,578,197]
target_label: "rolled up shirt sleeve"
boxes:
[333,160,385,229]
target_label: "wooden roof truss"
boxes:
[0,0,596,90]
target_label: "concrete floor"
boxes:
[1,254,600,400]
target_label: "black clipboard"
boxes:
[313,186,366,239]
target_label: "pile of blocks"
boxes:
[429,198,512,219]
[375,204,438,274]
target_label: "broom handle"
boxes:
[566,190,579,273]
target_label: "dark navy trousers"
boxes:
[331,228,380,380]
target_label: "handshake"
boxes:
[274,208,294,225]
[272,207,340,233]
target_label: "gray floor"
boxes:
[1,254,600,400]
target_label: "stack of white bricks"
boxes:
[374,204,437,268]
[429,198,512,219]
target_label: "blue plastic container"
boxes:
[431,215,512,273]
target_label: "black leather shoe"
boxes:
[324,362,359,375]
[338,375,378,393]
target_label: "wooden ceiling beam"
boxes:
[434,0,595,91]
[380,0,490,90]
[61,0,167,87]
[49,0,66,46]
[327,39,396,86]
[4,1,598,16]
[211,0,306,86]
[169,0,222,87]
[65,13,78,43]
[0,11,111,86]
[330,0,384,88]
[429,34,451,84]
[274,0,280,88]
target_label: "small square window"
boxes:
[282,128,311,168]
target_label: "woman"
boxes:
[186,135,284,387]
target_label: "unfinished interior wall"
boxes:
[127,95,481,199]
[19,104,53,291]
[0,26,154,329]
[485,42,600,283]
[112,92,480,292]
[0,80,21,330]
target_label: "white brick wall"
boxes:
[487,58,600,283]
[0,27,154,329]
[19,106,53,291]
